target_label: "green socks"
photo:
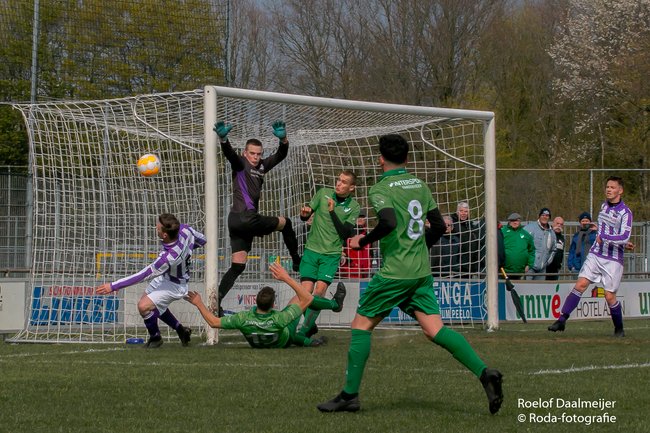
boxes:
[433,326,486,377]
[343,329,372,394]
[310,295,337,310]
[298,296,337,337]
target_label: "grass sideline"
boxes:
[1,320,649,433]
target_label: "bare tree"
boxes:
[229,0,277,90]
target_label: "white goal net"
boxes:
[11,87,497,343]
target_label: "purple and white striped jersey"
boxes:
[589,200,633,265]
[110,224,206,291]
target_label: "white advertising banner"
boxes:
[502,280,650,321]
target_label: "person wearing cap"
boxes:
[567,211,598,272]
[524,208,557,280]
[501,213,535,279]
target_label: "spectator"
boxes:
[524,208,557,280]
[430,215,461,277]
[339,214,372,279]
[567,212,597,272]
[501,213,535,280]
[497,221,505,271]
[451,201,484,277]
[546,216,565,280]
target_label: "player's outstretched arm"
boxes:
[96,283,113,295]
[186,291,222,328]
[269,262,313,311]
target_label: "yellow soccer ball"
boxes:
[137,154,160,177]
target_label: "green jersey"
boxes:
[369,168,437,279]
[220,304,302,348]
[305,187,360,255]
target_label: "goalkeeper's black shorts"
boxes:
[228,210,279,253]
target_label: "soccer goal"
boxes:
[10,87,497,343]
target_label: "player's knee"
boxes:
[137,299,153,317]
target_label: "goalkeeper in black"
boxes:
[213,120,301,317]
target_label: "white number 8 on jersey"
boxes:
[407,199,424,240]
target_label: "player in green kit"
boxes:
[297,170,360,338]
[317,134,503,414]
[186,262,346,348]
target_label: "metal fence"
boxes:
[0,166,29,275]
[2,167,649,278]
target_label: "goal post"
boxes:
[11,87,498,344]
[203,86,499,333]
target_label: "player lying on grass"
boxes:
[186,262,346,348]
[96,213,205,348]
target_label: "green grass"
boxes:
[1,320,649,433]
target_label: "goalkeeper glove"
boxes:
[213,121,232,140]
[272,120,287,140]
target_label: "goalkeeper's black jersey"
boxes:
[220,140,288,213]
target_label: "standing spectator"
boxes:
[430,215,460,277]
[501,213,535,280]
[545,216,565,280]
[451,201,484,277]
[340,214,372,279]
[567,212,597,273]
[524,208,557,280]
[497,221,506,272]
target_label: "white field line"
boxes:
[531,362,650,375]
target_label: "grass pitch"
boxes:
[1,320,649,433]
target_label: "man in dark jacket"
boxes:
[567,212,597,272]
[452,202,484,277]
[546,216,565,280]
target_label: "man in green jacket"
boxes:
[501,213,535,279]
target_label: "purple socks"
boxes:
[160,309,181,330]
[143,309,161,337]
[610,301,623,330]
[559,288,582,322]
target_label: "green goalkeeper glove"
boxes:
[272,120,287,140]
[213,121,232,140]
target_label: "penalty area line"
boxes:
[531,362,650,375]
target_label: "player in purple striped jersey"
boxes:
[213,120,301,317]
[96,213,206,348]
[549,176,634,337]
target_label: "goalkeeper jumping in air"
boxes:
[213,120,301,317]
[186,262,346,348]
[96,213,205,348]
[317,134,504,415]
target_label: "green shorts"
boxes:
[299,248,341,284]
[357,274,440,318]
